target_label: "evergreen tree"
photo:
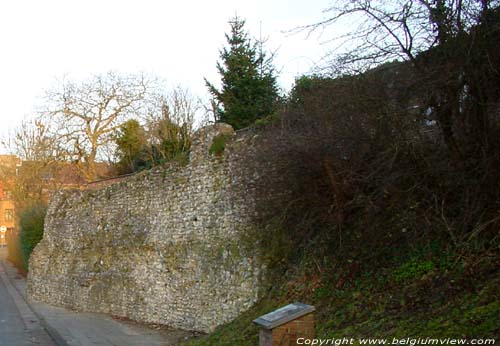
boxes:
[205,17,279,130]
[114,119,149,174]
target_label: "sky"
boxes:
[0,0,332,151]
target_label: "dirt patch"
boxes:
[112,315,205,345]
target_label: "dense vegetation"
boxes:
[8,203,47,273]
[2,1,498,342]
[114,116,191,175]
[186,4,500,345]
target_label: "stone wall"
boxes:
[27,124,269,333]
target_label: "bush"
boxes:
[19,203,47,270]
[248,67,500,283]
[209,134,231,155]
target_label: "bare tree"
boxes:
[40,71,156,181]
[1,119,68,208]
[305,1,500,158]
[146,86,198,133]
[143,86,199,164]
[112,85,201,174]
[2,119,62,162]
[305,0,496,74]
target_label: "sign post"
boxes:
[0,226,7,246]
[253,302,315,346]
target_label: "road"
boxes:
[0,247,198,346]
[0,265,33,345]
[0,247,56,346]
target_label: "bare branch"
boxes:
[39,72,157,181]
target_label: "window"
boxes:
[5,209,13,222]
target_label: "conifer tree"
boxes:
[205,17,279,129]
[114,119,149,174]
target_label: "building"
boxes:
[0,154,112,246]
[0,184,15,246]
[0,155,21,247]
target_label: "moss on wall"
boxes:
[27,124,269,333]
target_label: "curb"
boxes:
[0,257,69,346]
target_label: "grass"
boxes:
[184,249,499,345]
[185,298,285,346]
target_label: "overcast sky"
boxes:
[0,0,331,150]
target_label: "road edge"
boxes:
[0,256,69,346]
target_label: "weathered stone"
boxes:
[27,124,268,333]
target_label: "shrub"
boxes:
[209,134,231,155]
[246,66,500,283]
[19,203,47,270]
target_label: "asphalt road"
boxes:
[0,247,56,346]
[0,267,32,346]
[0,247,197,346]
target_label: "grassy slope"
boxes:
[184,64,500,344]
[185,248,499,345]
